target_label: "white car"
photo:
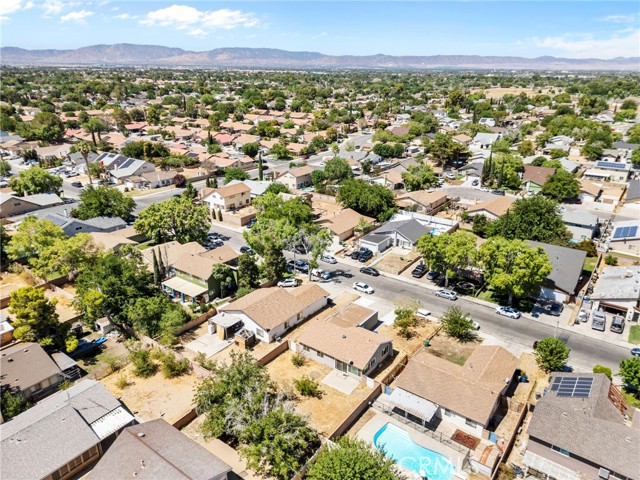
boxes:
[471,321,481,330]
[495,306,521,319]
[435,289,457,300]
[417,308,431,317]
[480,186,490,192]
[320,254,337,264]
[353,282,374,294]
[277,278,298,288]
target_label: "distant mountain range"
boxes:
[1,44,639,71]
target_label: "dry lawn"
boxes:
[267,350,374,437]
[0,271,40,297]
[378,318,440,357]
[424,331,479,366]
[374,251,421,275]
[101,363,199,425]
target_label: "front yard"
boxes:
[425,331,480,366]
[628,325,640,345]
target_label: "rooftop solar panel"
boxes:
[613,226,639,239]
[551,376,594,398]
[596,161,627,170]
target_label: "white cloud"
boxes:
[140,4,258,36]
[113,13,136,20]
[312,31,328,39]
[530,29,640,59]
[60,9,93,22]
[600,14,637,24]
[0,0,34,21]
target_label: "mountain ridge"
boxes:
[1,44,638,70]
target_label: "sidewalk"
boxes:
[338,252,637,352]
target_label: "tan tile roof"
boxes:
[523,165,555,186]
[234,134,260,145]
[208,182,251,198]
[398,190,447,207]
[286,166,314,178]
[198,245,239,264]
[220,284,328,330]
[467,196,515,217]
[396,346,518,425]
[328,303,376,328]
[172,252,217,281]
[140,170,178,182]
[297,322,391,370]
[141,241,206,268]
[321,208,374,236]
[580,180,602,197]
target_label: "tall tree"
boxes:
[134,196,211,244]
[30,234,102,282]
[619,357,640,392]
[541,169,580,201]
[324,157,353,182]
[73,141,96,186]
[417,230,476,287]
[238,253,260,290]
[73,185,135,220]
[337,179,397,222]
[6,217,65,263]
[8,167,63,196]
[535,337,570,372]
[401,160,439,191]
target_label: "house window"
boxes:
[303,345,309,351]
[370,358,376,368]
[382,345,389,356]
[465,418,477,428]
[317,352,324,358]
[551,445,570,457]
[284,321,289,329]
[443,409,451,417]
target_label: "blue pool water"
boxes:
[373,423,455,480]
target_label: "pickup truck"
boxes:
[591,310,606,332]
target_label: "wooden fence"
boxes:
[328,382,383,440]
[256,340,289,366]
[175,308,217,336]
[379,354,409,386]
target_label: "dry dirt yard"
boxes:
[424,330,480,366]
[101,363,199,425]
[267,350,374,437]
[378,317,441,357]
[0,271,40,298]
[374,250,420,275]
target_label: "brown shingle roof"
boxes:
[398,190,447,208]
[467,196,515,217]
[579,179,602,197]
[207,182,251,199]
[140,241,206,268]
[287,165,313,178]
[321,208,374,236]
[522,165,555,187]
[172,253,217,281]
[396,346,518,425]
[198,245,239,265]
[220,284,328,330]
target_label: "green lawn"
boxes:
[628,325,640,345]
[476,289,497,303]
[136,240,156,251]
[582,257,597,274]
[621,387,640,409]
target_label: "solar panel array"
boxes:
[596,161,628,170]
[612,226,639,239]
[550,376,593,398]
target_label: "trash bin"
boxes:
[424,339,430,347]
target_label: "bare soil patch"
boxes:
[374,250,420,275]
[425,332,479,366]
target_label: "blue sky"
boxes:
[1,1,639,58]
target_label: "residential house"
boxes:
[608,219,640,257]
[478,117,496,128]
[373,171,404,190]
[522,165,555,194]
[1,380,135,480]
[125,170,177,190]
[89,419,232,480]
[561,210,600,242]
[624,179,640,204]
[0,193,64,218]
[0,342,63,402]
[466,196,514,221]
[452,134,473,146]
[589,266,640,322]
[584,161,632,183]
[458,160,484,180]
[579,180,602,203]
[397,190,448,214]
[360,218,431,252]
[317,208,375,242]
[202,183,252,212]
[0,320,15,345]
[388,346,518,437]
[216,284,329,344]
[277,166,314,190]
[89,227,143,252]
[41,213,127,237]
[472,133,501,150]
[141,241,207,271]
[528,241,587,303]
[225,179,271,198]
[95,153,155,184]
[523,373,639,480]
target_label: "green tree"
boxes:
[517,140,536,157]
[9,167,63,196]
[487,196,570,244]
[270,142,292,160]
[6,217,65,263]
[30,233,102,281]
[126,295,190,341]
[324,157,353,182]
[30,112,65,143]
[0,159,12,177]
[0,224,10,271]
[337,179,397,222]
[9,286,74,351]
[541,169,580,201]
[479,237,552,305]
[241,142,260,159]
[73,185,135,220]
[224,167,250,183]
[535,337,570,372]
[441,306,476,341]
[484,153,524,189]
[308,228,333,280]
[592,365,612,380]
[1,390,28,420]
[630,148,640,167]
[401,160,439,191]
[183,182,198,200]
[429,133,468,165]
[238,253,261,290]
[619,357,640,392]
[416,230,476,287]
[134,196,211,244]
[264,183,291,195]
[211,264,235,298]
[71,141,96,185]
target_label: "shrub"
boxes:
[195,352,216,371]
[160,352,191,378]
[294,376,322,398]
[129,347,158,378]
[394,307,418,339]
[103,354,124,373]
[605,254,618,266]
[291,353,305,367]
[115,375,133,389]
[58,380,73,390]
[593,365,612,380]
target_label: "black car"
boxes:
[491,189,506,196]
[71,181,83,188]
[351,249,363,260]
[358,250,373,262]
[426,270,440,281]
[411,264,427,278]
[240,246,255,255]
[360,266,379,276]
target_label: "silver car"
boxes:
[435,289,457,300]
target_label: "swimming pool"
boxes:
[373,423,455,480]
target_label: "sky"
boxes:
[1,1,639,59]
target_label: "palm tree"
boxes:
[76,141,95,186]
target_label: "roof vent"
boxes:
[625,436,632,443]
[561,412,569,417]
[342,335,347,339]
[137,432,145,437]
[23,349,29,353]
[7,358,13,363]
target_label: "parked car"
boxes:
[353,282,374,294]
[277,278,298,288]
[495,306,521,319]
[591,310,606,331]
[70,181,83,188]
[479,186,490,192]
[426,270,440,281]
[358,250,373,262]
[472,179,479,186]
[320,254,337,264]
[610,315,625,334]
[351,249,364,260]
[65,171,79,178]
[240,246,255,255]
[631,348,640,357]
[360,267,379,277]
[293,259,309,273]
[311,268,331,280]
[417,308,431,317]
[491,189,506,196]
[435,289,457,300]
[445,172,456,180]
[549,302,563,316]
[411,264,427,278]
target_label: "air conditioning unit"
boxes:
[598,467,610,479]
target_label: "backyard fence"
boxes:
[328,382,383,440]
[256,340,290,366]
[379,354,409,386]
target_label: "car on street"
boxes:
[358,250,373,262]
[411,263,427,278]
[417,308,431,317]
[472,179,479,186]
[277,278,298,288]
[480,186,490,192]
[631,348,640,357]
[70,181,83,188]
[353,282,374,294]
[435,289,457,300]
[288,259,309,273]
[311,268,331,280]
[426,270,440,281]
[320,254,337,264]
[491,189,506,196]
[360,266,379,276]
[495,306,521,319]
[240,246,255,255]
[549,302,563,316]
[65,171,79,178]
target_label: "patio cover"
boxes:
[522,451,581,480]
[388,387,438,422]
[162,277,208,298]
